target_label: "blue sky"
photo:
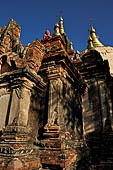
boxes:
[0,0,113,51]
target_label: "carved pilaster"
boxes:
[2,78,33,135]
[41,62,61,127]
[48,79,61,126]
[0,68,46,169]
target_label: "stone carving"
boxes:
[11,117,18,126]
[0,147,14,154]
[15,88,22,99]
[0,88,10,97]
[51,109,58,125]
[74,120,83,139]
[2,35,12,52]
[0,19,45,74]
[0,146,34,156]
[43,30,51,40]
[7,158,23,169]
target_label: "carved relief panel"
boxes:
[47,74,83,139]
[82,78,111,135]
[0,88,10,130]
[60,77,83,139]
[48,79,60,125]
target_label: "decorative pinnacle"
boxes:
[70,42,73,50]
[87,36,94,49]
[59,13,65,34]
[87,25,104,49]
[53,15,60,36]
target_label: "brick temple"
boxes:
[0,17,113,170]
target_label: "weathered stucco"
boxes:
[95,46,113,76]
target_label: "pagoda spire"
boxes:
[53,16,61,36]
[59,16,65,34]
[89,25,104,48]
[87,36,94,49]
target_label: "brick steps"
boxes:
[39,125,77,169]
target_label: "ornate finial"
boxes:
[90,25,96,34]
[89,25,104,47]
[70,42,73,50]
[59,11,65,34]
[10,18,14,22]
[87,36,94,49]
[53,15,60,36]
[87,23,104,49]
[87,18,104,48]
[89,18,96,34]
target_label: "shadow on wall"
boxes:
[82,79,113,169]
[83,78,113,135]
[60,80,83,140]
[27,87,48,140]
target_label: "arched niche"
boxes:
[1,55,12,74]
[0,55,16,74]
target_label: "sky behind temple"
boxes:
[0,0,113,51]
